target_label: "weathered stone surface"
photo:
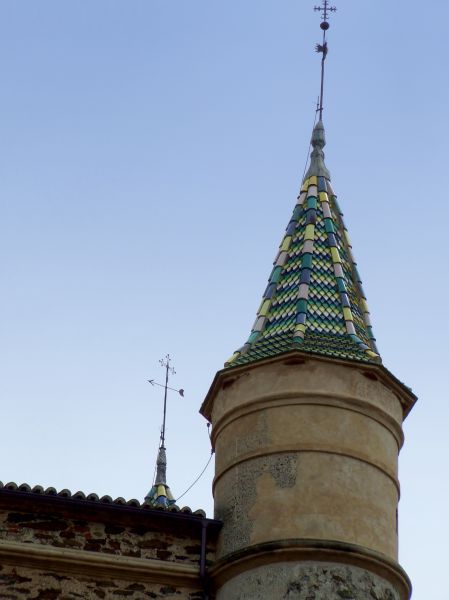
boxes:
[205,356,412,599]
[214,453,297,556]
[0,495,221,599]
[210,358,404,561]
[0,564,201,599]
[0,509,213,564]
[216,561,401,600]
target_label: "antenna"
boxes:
[314,1,337,120]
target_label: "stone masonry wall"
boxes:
[0,563,202,600]
[0,491,221,600]
[216,561,401,600]
[0,508,209,565]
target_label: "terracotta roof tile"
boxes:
[0,481,206,517]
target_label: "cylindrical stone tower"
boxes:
[202,354,415,599]
[201,122,416,599]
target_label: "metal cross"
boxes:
[148,354,184,449]
[314,1,337,23]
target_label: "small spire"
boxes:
[305,120,331,180]
[155,445,167,485]
[145,355,182,508]
[145,445,175,507]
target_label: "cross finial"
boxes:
[314,1,337,25]
[159,354,175,376]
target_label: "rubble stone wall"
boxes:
[0,496,219,599]
[0,508,208,564]
[0,564,202,600]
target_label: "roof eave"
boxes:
[200,349,416,422]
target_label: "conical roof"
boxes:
[145,446,176,508]
[226,120,380,368]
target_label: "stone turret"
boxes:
[201,121,416,599]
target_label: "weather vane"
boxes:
[314,1,337,120]
[148,354,184,449]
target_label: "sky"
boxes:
[1,1,448,598]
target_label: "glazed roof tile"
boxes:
[226,120,380,368]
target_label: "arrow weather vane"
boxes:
[148,354,184,449]
[314,1,337,120]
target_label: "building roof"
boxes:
[226,120,380,368]
[0,480,210,522]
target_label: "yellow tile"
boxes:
[305,224,315,240]
[319,191,328,202]
[330,247,341,263]
[281,236,292,252]
[295,324,306,334]
[343,307,353,321]
[366,350,379,358]
[360,299,369,312]
[301,178,309,192]
[308,175,318,186]
[258,299,271,317]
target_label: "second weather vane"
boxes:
[148,354,184,450]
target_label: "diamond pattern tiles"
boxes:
[225,126,380,368]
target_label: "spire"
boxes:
[305,120,330,180]
[225,120,380,368]
[145,445,175,507]
[145,355,183,508]
[224,2,381,368]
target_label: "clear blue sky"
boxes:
[1,2,448,598]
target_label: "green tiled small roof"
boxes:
[145,446,176,508]
[226,120,380,368]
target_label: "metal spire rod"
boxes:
[148,354,181,449]
[314,1,337,120]
[160,354,173,447]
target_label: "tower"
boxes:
[200,5,416,599]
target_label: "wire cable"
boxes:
[175,451,214,504]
